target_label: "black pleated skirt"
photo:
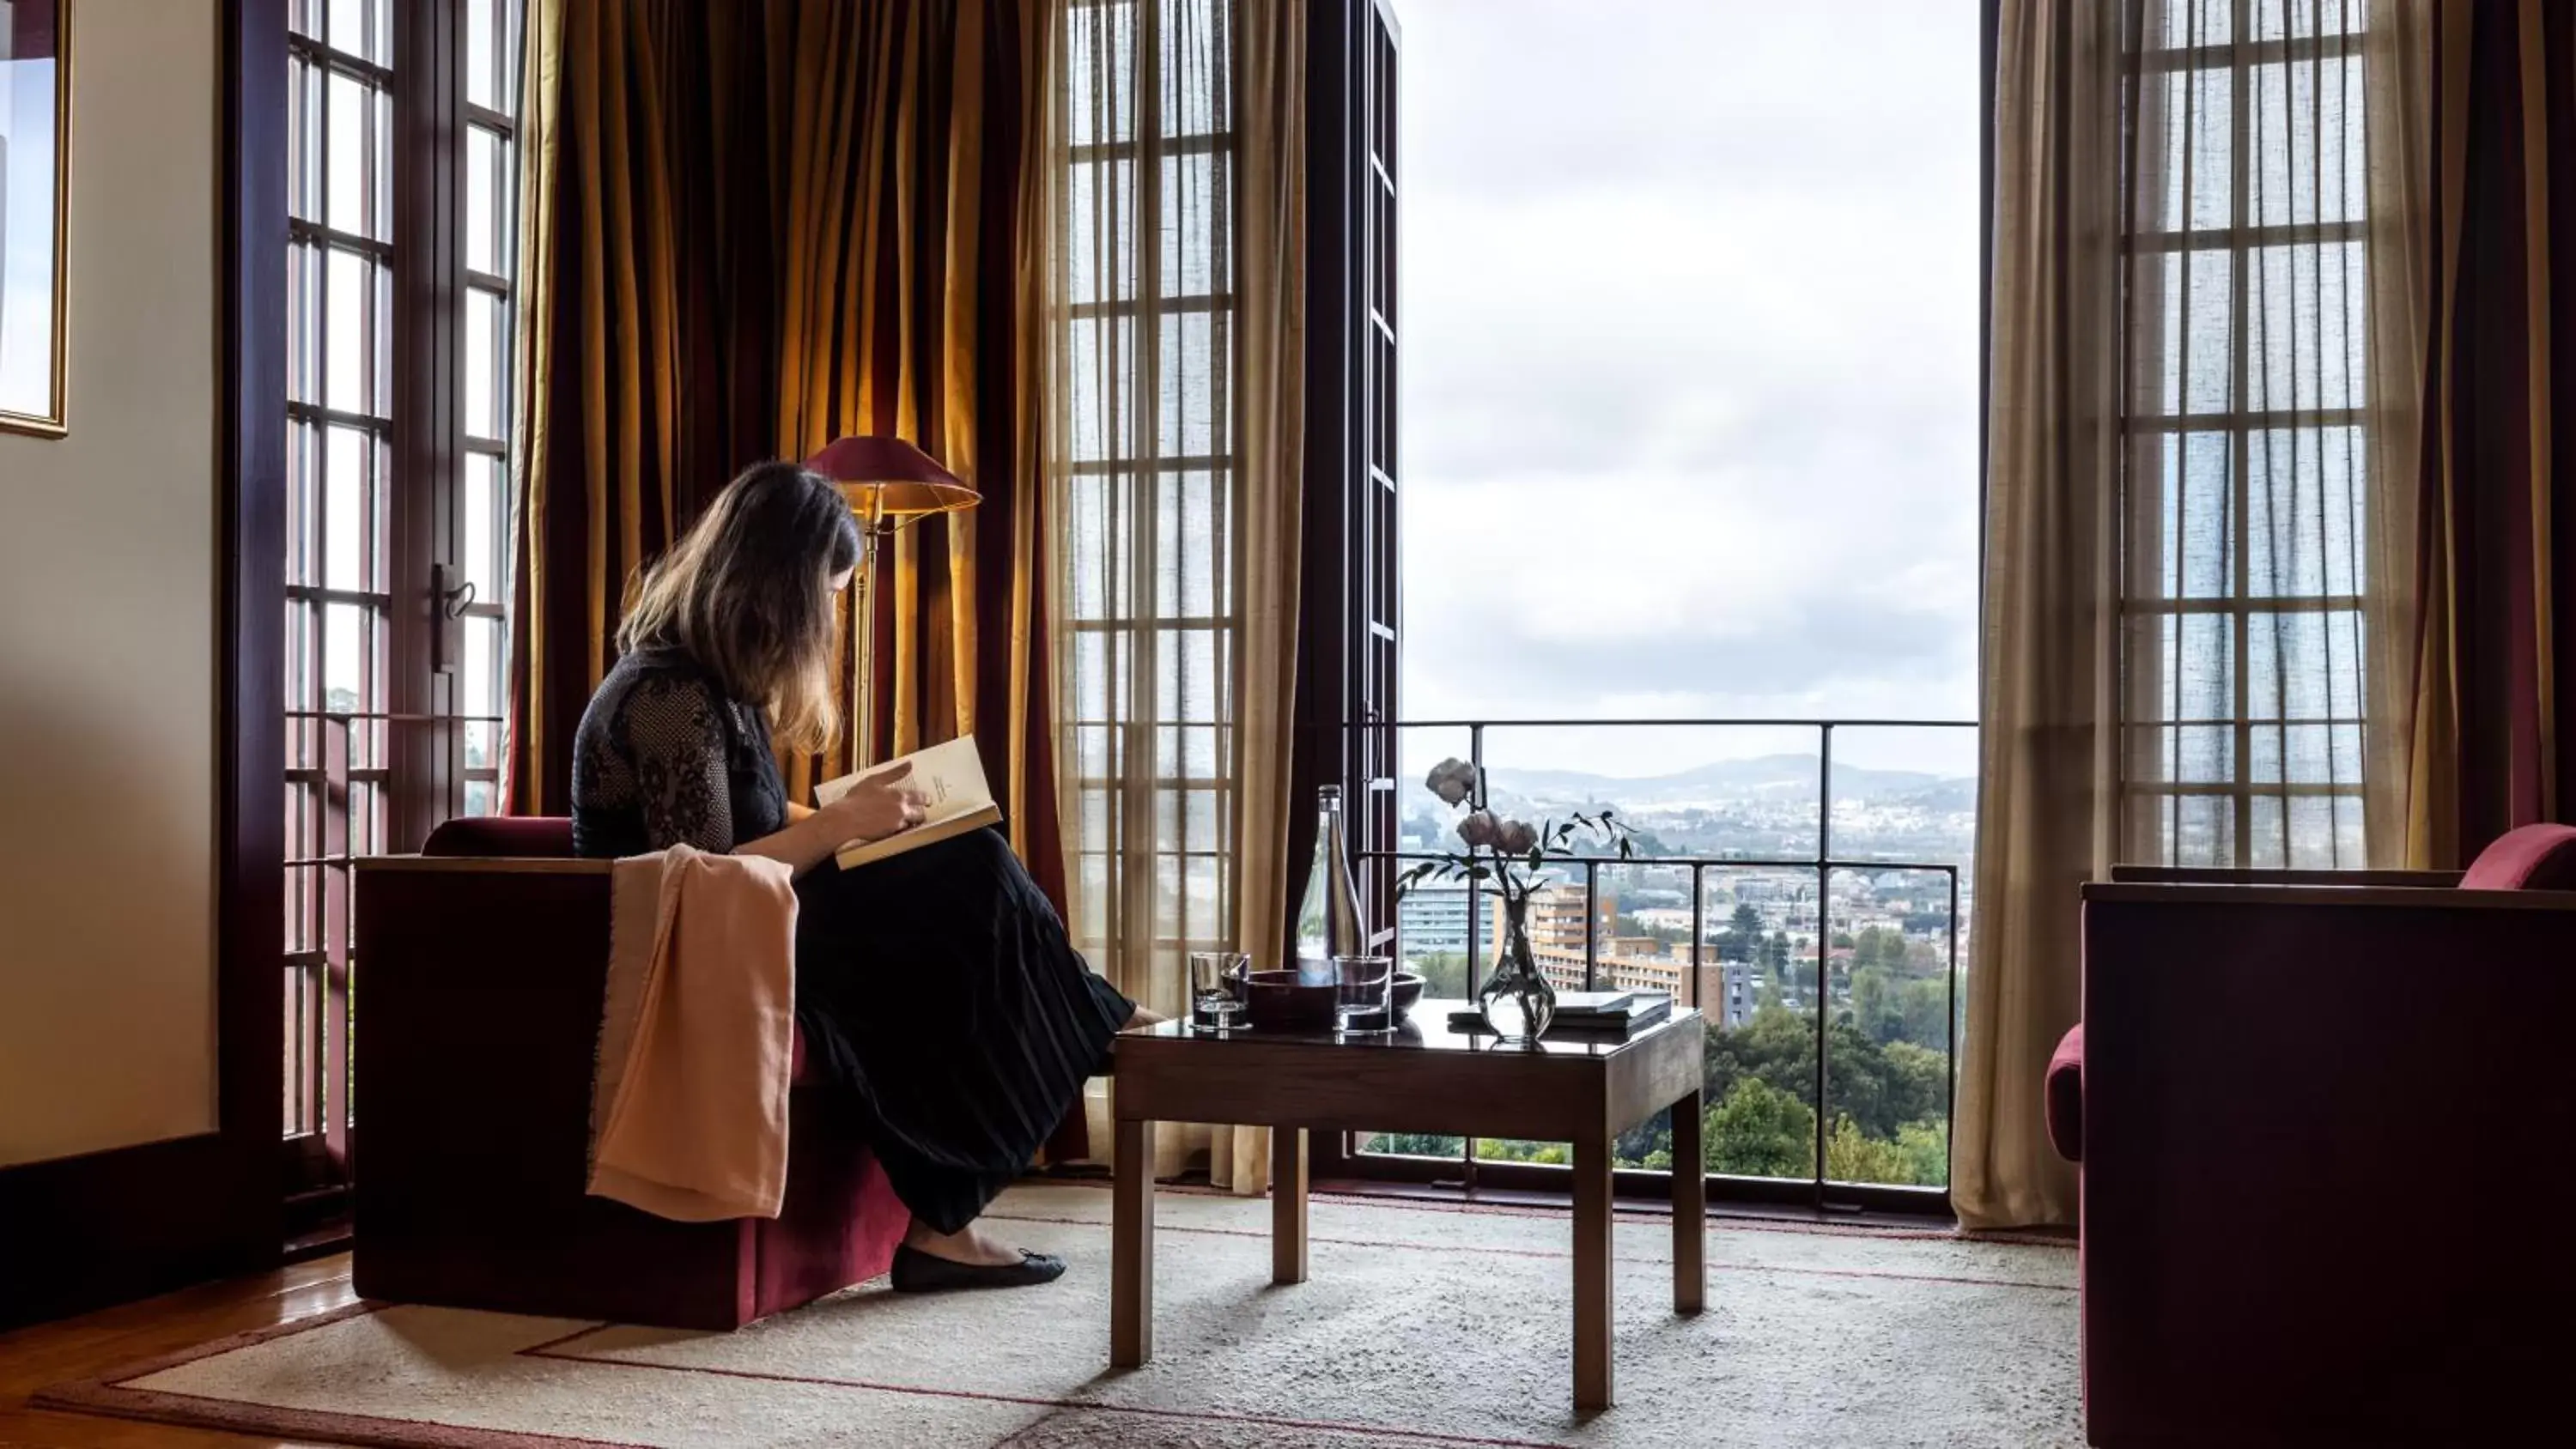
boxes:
[791,827,1133,1234]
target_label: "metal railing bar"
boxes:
[1362,716,1975,730]
[1369,849,1961,876]
[1814,724,1833,1210]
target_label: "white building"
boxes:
[1397,882,1473,959]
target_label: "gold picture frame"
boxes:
[2,0,70,437]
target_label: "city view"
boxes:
[1370,748,1973,1188]
[1385,0,1979,1194]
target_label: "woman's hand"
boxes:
[819,759,927,845]
[733,760,925,876]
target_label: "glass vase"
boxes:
[1477,893,1556,1043]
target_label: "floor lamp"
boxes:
[805,436,980,768]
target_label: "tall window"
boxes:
[1057,0,1240,991]
[283,0,524,1146]
[284,0,394,1141]
[1383,1,1978,1206]
[2121,0,2372,869]
[460,0,521,818]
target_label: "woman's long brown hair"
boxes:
[617,461,862,754]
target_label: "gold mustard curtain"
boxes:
[1956,0,2125,1233]
[1218,0,1307,1196]
[507,0,1066,903]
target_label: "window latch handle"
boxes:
[431,565,471,675]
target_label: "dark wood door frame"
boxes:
[0,0,287,1332]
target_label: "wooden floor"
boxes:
[0,1257,360,1448]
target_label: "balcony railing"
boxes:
[1347,717,1978,1216]
[284,709,504,1185]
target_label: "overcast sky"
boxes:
[1396,1,1983,779]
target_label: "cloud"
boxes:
[1396,0,1985,757]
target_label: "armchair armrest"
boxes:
[2044,1025,2083,1163]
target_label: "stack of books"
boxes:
[1448,990,1673,1038]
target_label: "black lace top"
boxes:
[568,646,788,859]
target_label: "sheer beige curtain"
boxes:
[1048,0,1303,1193]
[2117,0,2414,870]
[1958,0,2126,1233]
[1962,0,2424,1229]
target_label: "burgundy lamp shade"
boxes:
[805,435,979,519]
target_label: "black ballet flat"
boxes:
[890,1243,1068,1293]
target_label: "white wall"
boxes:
[0,0,220,1168]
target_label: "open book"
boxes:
[813,735,1003,870]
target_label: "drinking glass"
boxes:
[1331,953,1395,1036]
[1188,951,1251,1034]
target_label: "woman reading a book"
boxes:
[569,461,1148,1292]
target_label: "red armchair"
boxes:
[2052,825,2576,1446]
[350,817,910,1331]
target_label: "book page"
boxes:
[815,735,993,827]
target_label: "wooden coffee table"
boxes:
[1108,999,1707,1410]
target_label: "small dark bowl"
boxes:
[1390,972,1425,1017]
[1244,969,1338,1030]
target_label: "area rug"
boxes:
[40,1183,2080,1447]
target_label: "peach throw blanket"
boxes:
[587,845,799,1222]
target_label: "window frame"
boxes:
[1059,0,1246,973]
[2117,1,2375,870]
[277,0,526,1212]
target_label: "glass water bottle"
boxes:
[1293,784,1365,985]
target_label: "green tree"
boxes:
[1704,1003,1947,1143]
[1716,903,1764,961]
[1367,1133,1461,1157]
[1824,1115,1908,1183]
[1479,1138,1570,1166]
[1850,925,1907,973]
[1706,1077,1814,1178]
[1850,964,1950,1051]
[1824,1116,1950,1187]
[1411,951,1471,998]
[1894,1119,1949,1185]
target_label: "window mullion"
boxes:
[2228,0,2256,866]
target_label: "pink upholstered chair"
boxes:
[350,817,911,1330]
[2050,824,2576,1446]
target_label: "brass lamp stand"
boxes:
[804,436,981,767]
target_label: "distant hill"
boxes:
[1409,755,1977,815]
